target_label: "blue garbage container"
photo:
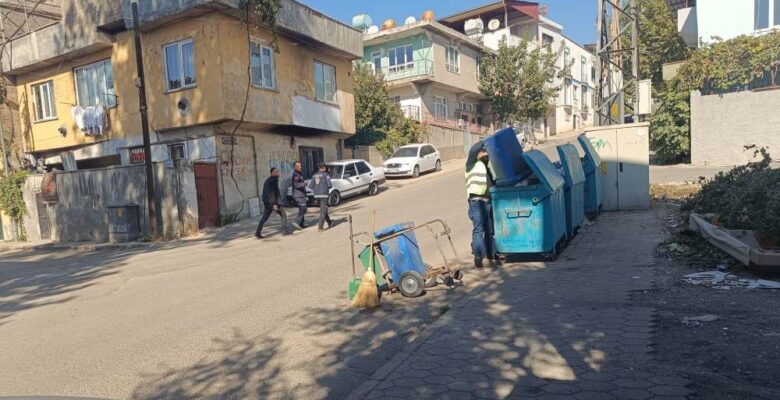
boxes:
[374,223,427,286]
[483,127,531,186]
[557,144,586,239]
[491,150,567,255]
[577,134,603,217]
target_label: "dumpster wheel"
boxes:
[399,271,425,297]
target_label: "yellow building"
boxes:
[2,0,362,226]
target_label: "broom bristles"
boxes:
[352,270,379,308]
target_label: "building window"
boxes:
[458,101,466,110]
[581,57,588,83]
[433,96,448,119]
[75,59,116,108]
[542,33,554,47]
[298,146,324,179]
[563,47,571,72]
[32,80,56,121]
[776,0,780,25]
[581,86,588,108]
[393,96,401,104]
[314,61,337,102]
[372,51,382,72]
[756,0,770,29]
[564,79,572,106]
[169,144,185,161]
[446,46,460,73]
[250,42,276,89]
[388,45,414,73]
[164,39,196,91]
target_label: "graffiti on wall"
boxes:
[219,136,255,180]
[590,137,612,150]
[269,149,298,178]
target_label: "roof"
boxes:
[439,1,539,25]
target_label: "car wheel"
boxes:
[328,191,341,207]
[412,165,420,178]
[399,271,425,297]
[435,160,442,172]
[368,181,379,196]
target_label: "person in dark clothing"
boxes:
[291,161,308,229]
[255,168,289,238]
[309,163,333,232]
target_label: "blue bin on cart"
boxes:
[491,150,567,255]
[373,223,427,285]
[483,127,531,186]
[577,135,603,216]
[557,144,586,239]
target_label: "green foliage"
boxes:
[349,62,423,156]
[0,170,29,239]
[683,149,780,243]
[635,0,690,90]
[240,0,282,52]
[651,30,780,163]
[479,38,566,125]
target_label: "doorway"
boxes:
[193,163,220,229]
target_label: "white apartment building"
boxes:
[679,0,780,47]
[441,0,596,137]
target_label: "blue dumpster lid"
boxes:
[522,150,565,193]
[556,144,586,186]
[374,222,415,239]
[577,134,603,167]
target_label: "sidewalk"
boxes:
[349,209,693,400]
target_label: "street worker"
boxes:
[309,163,334,232]
[256,167,289,238]
[291,161,308,229]
[465,142,499,269]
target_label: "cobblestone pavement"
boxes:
[351,210,694,400]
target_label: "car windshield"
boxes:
[392,147,419,158]
[328,164,344,178]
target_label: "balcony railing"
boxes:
[377,60,434,82]
[400,105,421,121]
[422,112,492,135]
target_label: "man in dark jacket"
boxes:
[309,163,333,232]
[291,161,308,229]
[256,168,289,238]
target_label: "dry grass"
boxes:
[650,182,701,201]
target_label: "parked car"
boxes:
[383,144,441,178]
[286,159,386,206]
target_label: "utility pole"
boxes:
[131,2,159,237]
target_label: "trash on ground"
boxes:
[683,314,720,326]
[689,213,780,268]
[683,271,780,290]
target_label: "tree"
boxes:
[634,0,690,90]
[479,38,566,127]
[349,62,423,156]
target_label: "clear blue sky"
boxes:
[299,0,598,46]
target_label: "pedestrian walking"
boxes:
[465,142,499,269]
[309,163,334,232]
[291,161,308,229]
[256,168,289,238]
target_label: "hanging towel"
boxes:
[72,106,86,132]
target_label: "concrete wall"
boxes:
[691,89,780,166]
[19,163,196,242]
[694,1,757,46]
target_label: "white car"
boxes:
[383,144,441,178]
[287,159,386,206]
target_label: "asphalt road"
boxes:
[0,160,485,400]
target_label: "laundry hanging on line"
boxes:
[71,105,107,136]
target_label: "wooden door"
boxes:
[193,163,220,229]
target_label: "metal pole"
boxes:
[595,0,604,126]
[631,0,640,123]
[131,2,159,237]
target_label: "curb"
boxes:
[344,269,503,400]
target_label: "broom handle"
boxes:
[369,211,376,275]
[349,214,356,277]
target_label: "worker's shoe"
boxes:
[255,232,264,239]
[474,257,484,269]
[489,257,503,267]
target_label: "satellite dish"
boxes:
[405,16,416,25]
[488,19,501,31]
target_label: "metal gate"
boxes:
[193,163,220,229]
[35,192,51,239]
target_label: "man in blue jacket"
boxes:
[309,163,333,232]
[256,167,289,238]
[291,161,308,229]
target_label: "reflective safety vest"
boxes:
[465,161,489,197]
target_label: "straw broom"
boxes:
[352,211,379,308]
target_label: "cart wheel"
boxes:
[453,270,463,280]
[399,271,425,298]
[444,276,455,287]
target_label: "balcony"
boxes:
[377,60,434,83]
[422,113,491,135]
[400,105,422,121]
